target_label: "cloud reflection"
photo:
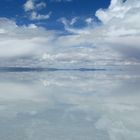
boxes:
[0,71,140,140]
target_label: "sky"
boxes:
[0,0,110,29]
[0,0,140,68]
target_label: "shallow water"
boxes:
[0,68,140,140]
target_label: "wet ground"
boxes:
[0,67,140,140]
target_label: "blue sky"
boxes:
[0,0,110,29]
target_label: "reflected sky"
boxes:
[0,69,140,140]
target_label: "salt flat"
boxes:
[0,69,140,140]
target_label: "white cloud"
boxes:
[59,17,91,34]
[70,17,78,25]
[24,0,46,11]
[85,17,94,25]
[0,18,55,58]
[59,17,78,26]
[0,17,122,68]
[59,0,140,60]
[36,2,46,10]
[24,0,35,12]
[94,0,140,57]
[23,0,50,21]
[30,11,52,20]
[28,23,38,29]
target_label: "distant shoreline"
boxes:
[0,67,106,72]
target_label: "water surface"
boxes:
[0,68,140,140]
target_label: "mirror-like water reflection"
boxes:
[0,69,140,140]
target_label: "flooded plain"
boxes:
[0,67,140,140]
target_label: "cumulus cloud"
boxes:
[24,0,46,11]
[23,0,51,21]
[0,18,55,58]
[24,0,35,11]
[0,17,121,68]
[59,0,140,60]
[94,0,140,58]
